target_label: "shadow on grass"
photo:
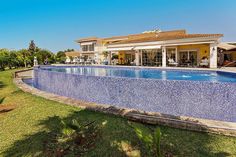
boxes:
[1,109,234,157]
[0,97,5,104]
[0,106,14,114]
[1,110,142,157]
[0,81,5,89]
[129,123,233,157]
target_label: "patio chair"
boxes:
[79,58,85,65]
[65,58,71,64]
[85,59,92,65]
[199,58,209,67]
[130,59,136,66]
[111,59,118,65]
[223,60,236,67]
[168,58,178,67]
[72,58,79,64]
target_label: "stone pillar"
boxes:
[108,52,112,65]
[94,53,99,64]
[162,46,167,67]
[210,43,218,68]
[140,50,143,66]
[135,51,140,66]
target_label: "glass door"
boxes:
[142,50,162,66]
[125,53,135,65]
[154,50,162,66]
[167,48,177,62]
[179,50,198,67]
[167,48,177,66]
[179,51,188,66]
[189,51,198,66]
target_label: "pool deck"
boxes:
[14,67,236,136]
[220,67,236,73]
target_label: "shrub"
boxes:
[44,119,100,156]
[154,127,162,157]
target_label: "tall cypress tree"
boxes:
[28,40,37,66]
[28,40,36,54]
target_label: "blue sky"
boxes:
[0,0,236,52]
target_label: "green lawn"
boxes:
[0,70,236,157]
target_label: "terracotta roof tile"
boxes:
[75,30,223,44]
[111,33,223,44]
[65,51,80,57]
[76,37,99,43]
[102,30,187,42]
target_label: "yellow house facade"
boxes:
[76,29,225,68]
[116,44,211,66]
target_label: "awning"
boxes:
[134,45,161,50]
[106,45,162,51]
[80,42,95,46]
[80,52,95,55]
[106,47,134,51]
[218,43,236,51]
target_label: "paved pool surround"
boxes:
[34,66,236,122]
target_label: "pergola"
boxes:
[217,43,236,67]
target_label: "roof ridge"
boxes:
[109,33,223,45]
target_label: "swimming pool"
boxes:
[42,66,236,83]
[32,66,236,122]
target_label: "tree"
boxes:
[0,49,23,70]
[35,49,55,65]
[64,49,74,52]
[55,49,75,64]
[0,46,72,70]
[0,49,10,70]
[28,40,38,66]
[28,40,36,53]
[16,49,31,68]
[112,54,118,60]
[55,51,66,63]
[8,51,19,69]
[102,51,108,58]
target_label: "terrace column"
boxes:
[135,50,140,66]
[140,50,143,66]
[162,46,167,67]
[108,52,112,65]
[209,43,218,68]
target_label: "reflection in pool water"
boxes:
[41,67,236,83]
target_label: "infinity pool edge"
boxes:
[34,67,236,122]
[13,70,236,137]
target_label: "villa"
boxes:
[66,29,236,68]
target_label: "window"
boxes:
[81,43,95,52]
[82,45,88,51]
[88,43,95,51]
[142,49,162,66]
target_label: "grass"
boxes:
[0,69,236,157]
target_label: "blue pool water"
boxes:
[40,66,236,83]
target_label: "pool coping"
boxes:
[35,65,236,85]
[51,64,236,74]
[13,69,236,137]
